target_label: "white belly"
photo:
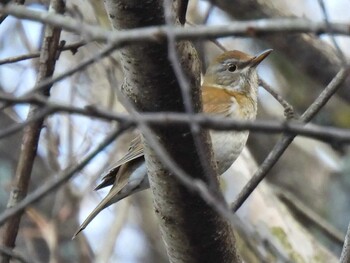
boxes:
[210,130,249,174]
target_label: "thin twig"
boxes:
[185,20,227,52]
[0,126,129,226]
[231,66,350,212]
[259,78,295,120]
[0,40,85,65]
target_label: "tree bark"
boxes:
[104,0,241,262]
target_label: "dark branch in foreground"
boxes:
[1,4,350,43]
[1,93,350,145]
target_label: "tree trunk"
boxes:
[103,0,241,262]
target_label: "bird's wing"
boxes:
[94,135,144,190]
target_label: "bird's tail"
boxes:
[72,188,122,239]
[72,173,149,239]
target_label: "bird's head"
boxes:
[203,49,272,95]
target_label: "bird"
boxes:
[73,49,272,238]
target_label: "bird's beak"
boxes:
[249,49,273,68]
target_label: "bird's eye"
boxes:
[227,64,237,72]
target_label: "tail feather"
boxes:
[72,185,125,239]
[73,160,148,239]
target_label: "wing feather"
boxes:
[94,135,144,190]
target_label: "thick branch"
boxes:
[104,0,240,262]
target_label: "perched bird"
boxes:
[73,49,272,238]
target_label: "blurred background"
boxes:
[0,0,350,262]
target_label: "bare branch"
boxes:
[0,40,85,65]
[259,78,295,120]
[1,93,350,145]
[1,4,350,43]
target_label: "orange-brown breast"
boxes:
[202,85,233,116]
[202,85,256,119]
